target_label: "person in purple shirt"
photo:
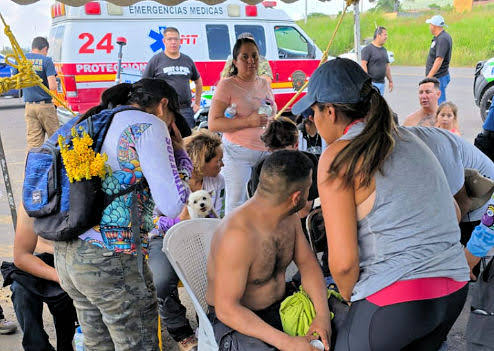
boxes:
[149,130,225,351]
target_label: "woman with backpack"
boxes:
[292,58,470,350]
[53,78,192,351]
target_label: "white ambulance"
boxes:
[48,0,323,123]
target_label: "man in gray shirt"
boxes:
[361,26,393,95]
[425,15,452,104]
[143,27,203,128]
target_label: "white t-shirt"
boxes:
[203,174,226,218]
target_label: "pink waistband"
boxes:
[366,278,468,307]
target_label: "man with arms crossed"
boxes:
[361,26,393,96]
[403,77,441,127]
[206,150,331,351]
[143,27,203,128]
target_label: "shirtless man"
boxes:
[8,205,77,351]
[206,150,331,351]
[403,77,441,127]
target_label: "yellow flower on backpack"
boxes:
[58,127,109,183]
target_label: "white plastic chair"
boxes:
[162,218,222,351]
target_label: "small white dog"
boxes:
[187,189,218,218]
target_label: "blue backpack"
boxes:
[22,105,142,241]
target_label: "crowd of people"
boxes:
[1,14,494,351]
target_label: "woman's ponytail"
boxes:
[329,84,397,188]
[77,83,133,123]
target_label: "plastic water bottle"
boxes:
[74,326,84,351]
[310,339,325,350]
[224,103,237,118]
[258,99,273,116]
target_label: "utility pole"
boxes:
[305,0,308,24]
[354,1,361,62]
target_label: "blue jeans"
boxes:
[372,82,385,95]
[179,106,195,129]
[437,74,451,105]
[221,138,269,214]
[11,281,77,351]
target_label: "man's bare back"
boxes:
[206,200,297,311]
[403,109,436,127]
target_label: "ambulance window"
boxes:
[234,25,266,57]
[206,25,231,60]
[49,25,65,62]
[274,26,311,59]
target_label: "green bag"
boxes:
[280,286,341,336]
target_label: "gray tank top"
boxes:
[339,122,469,301]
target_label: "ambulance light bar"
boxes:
[227,4,241,17]
[262,1,277,8]
[245,5,258,17]
[85,2,101,15]
[50,2,66,18]
[107,3,123,16]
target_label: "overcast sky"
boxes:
[0,0,376,49]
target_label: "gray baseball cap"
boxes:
[426,15,448,27]
[292,58,372,115]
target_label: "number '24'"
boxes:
[79,33,115,54]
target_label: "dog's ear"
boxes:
[209,190,215,198]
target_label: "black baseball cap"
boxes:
[136,78,192,137]
[168,104,192,138]
[292,58,372,115]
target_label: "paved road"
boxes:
[0,66,483,350]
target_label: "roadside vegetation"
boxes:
[298,3,494,67]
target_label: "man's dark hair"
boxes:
[373,26,386,39]
[419,77,440,90]
[32,37,49,51]
[163,27,180,36]
[258,150,312,201]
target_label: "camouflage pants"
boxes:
[54,239,159,351]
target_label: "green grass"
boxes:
[297,4,494,67]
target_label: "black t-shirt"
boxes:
[361,44,389,84]
[248,151,319,201]
[425,30,452,78]
[298,123,323,155]
[143,52,200,107]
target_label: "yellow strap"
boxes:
[158,314,163,351]
[275,0,359,119]
[0,12,75,116]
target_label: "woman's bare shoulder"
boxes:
[319,140,350,166]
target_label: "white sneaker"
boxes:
[0,319,17,334]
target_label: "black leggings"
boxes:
[334,284,468,351]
